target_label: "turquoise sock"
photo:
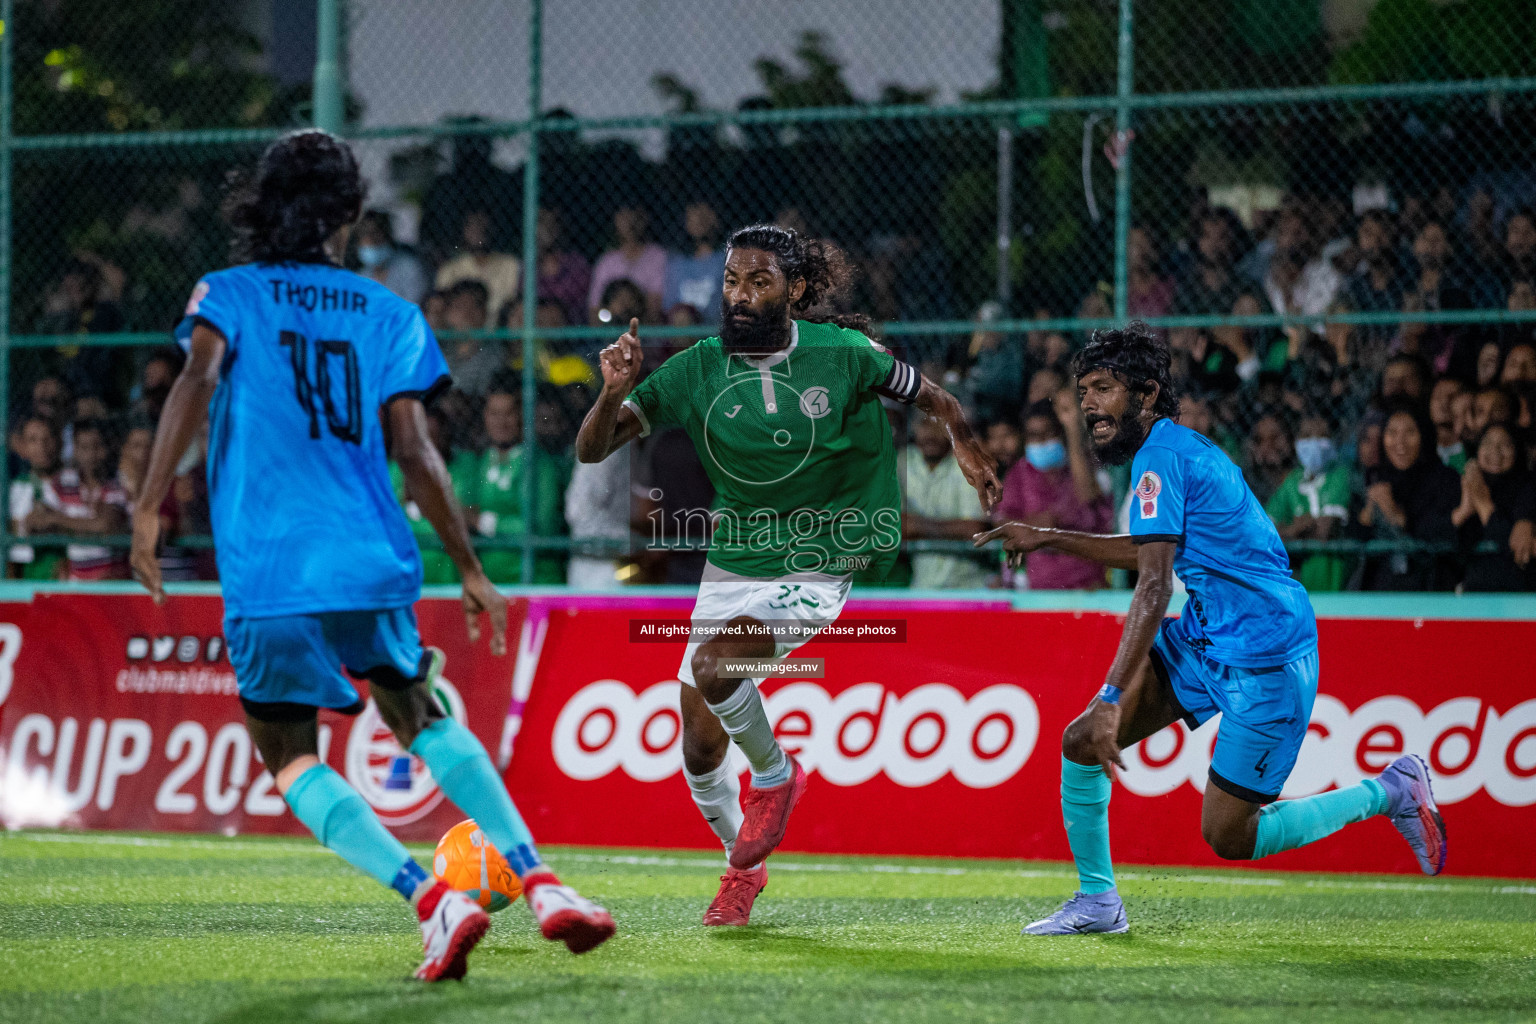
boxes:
[411,718,544,878]
[1252,779,1389,859]
[284,764,421,899]
[1061,757,1116,894]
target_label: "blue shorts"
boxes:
[1149,618,1319,803]
[225,607,427,714]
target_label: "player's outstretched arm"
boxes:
[1080,539,1178,775]
[913,375,1000,511]
[575,318,646,463]
[388,396,508,657]
[129,321,225,603]
[972,522,1141,570]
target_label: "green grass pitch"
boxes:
[1,831,1532,1023]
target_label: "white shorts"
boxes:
[676,567,852,688]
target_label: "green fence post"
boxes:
[0,0,13,561]
[1111,0,1134,322]
[313,0,343,133]
[520,0,542,585]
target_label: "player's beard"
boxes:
[1086,396,1149,467]
[720,295,792,354]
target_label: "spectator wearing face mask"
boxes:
[992,394,1113,589]
[1266,414,1352,591]
[352,209,427,304]
[1453,422,1535,591]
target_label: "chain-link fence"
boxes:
[6,0,1536,592]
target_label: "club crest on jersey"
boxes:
[799,386,832,420]
[1136,470,1161,519]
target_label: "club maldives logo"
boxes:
[345,676,468,824]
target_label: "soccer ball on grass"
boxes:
[432,819,523,912]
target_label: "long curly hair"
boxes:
[726,224,869,332]
[1070,320,1181,418]
[223,129,366,265]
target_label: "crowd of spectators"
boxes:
[10,154,1536,591]
[945,188,1536,592]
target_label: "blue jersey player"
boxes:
[976,322,1447,936]
[129,130,613,979]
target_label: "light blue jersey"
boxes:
[1128,417,1316,668]
[177,262,450,619]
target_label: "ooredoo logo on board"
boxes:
[550,679,1040,789]
[1121,695,1536,807]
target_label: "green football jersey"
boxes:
[458,444,571,584]
[388,458,473,585]
[625,320,906,579]
[1265,462,1352,592]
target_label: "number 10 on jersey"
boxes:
[279,331,362,444]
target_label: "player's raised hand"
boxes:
[952,436,1002,512]
[129,506,165,604]
[598,318,644,396]
[973,521,1048,569]
[461,570,509,656]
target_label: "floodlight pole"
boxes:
[520,0,543,584]
[1111,0,1134,321]
[996,127,1012,308]
[313,0,343,133]
[0,0,14,554]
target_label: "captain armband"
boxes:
[873,359,922,404]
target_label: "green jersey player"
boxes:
[576,224,999,926]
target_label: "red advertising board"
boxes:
[1,591,1532,877]
[510,604,1536,877]
[0,592,526,841]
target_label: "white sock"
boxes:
[684,760,743,861]
[705,682,792,788]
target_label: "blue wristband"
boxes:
[1096,684,1123,705]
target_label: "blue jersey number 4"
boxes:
[279,331,362,444]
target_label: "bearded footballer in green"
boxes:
[577,225,999,926]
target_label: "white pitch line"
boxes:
[6,833,1532,895]
[2,832,333,855]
